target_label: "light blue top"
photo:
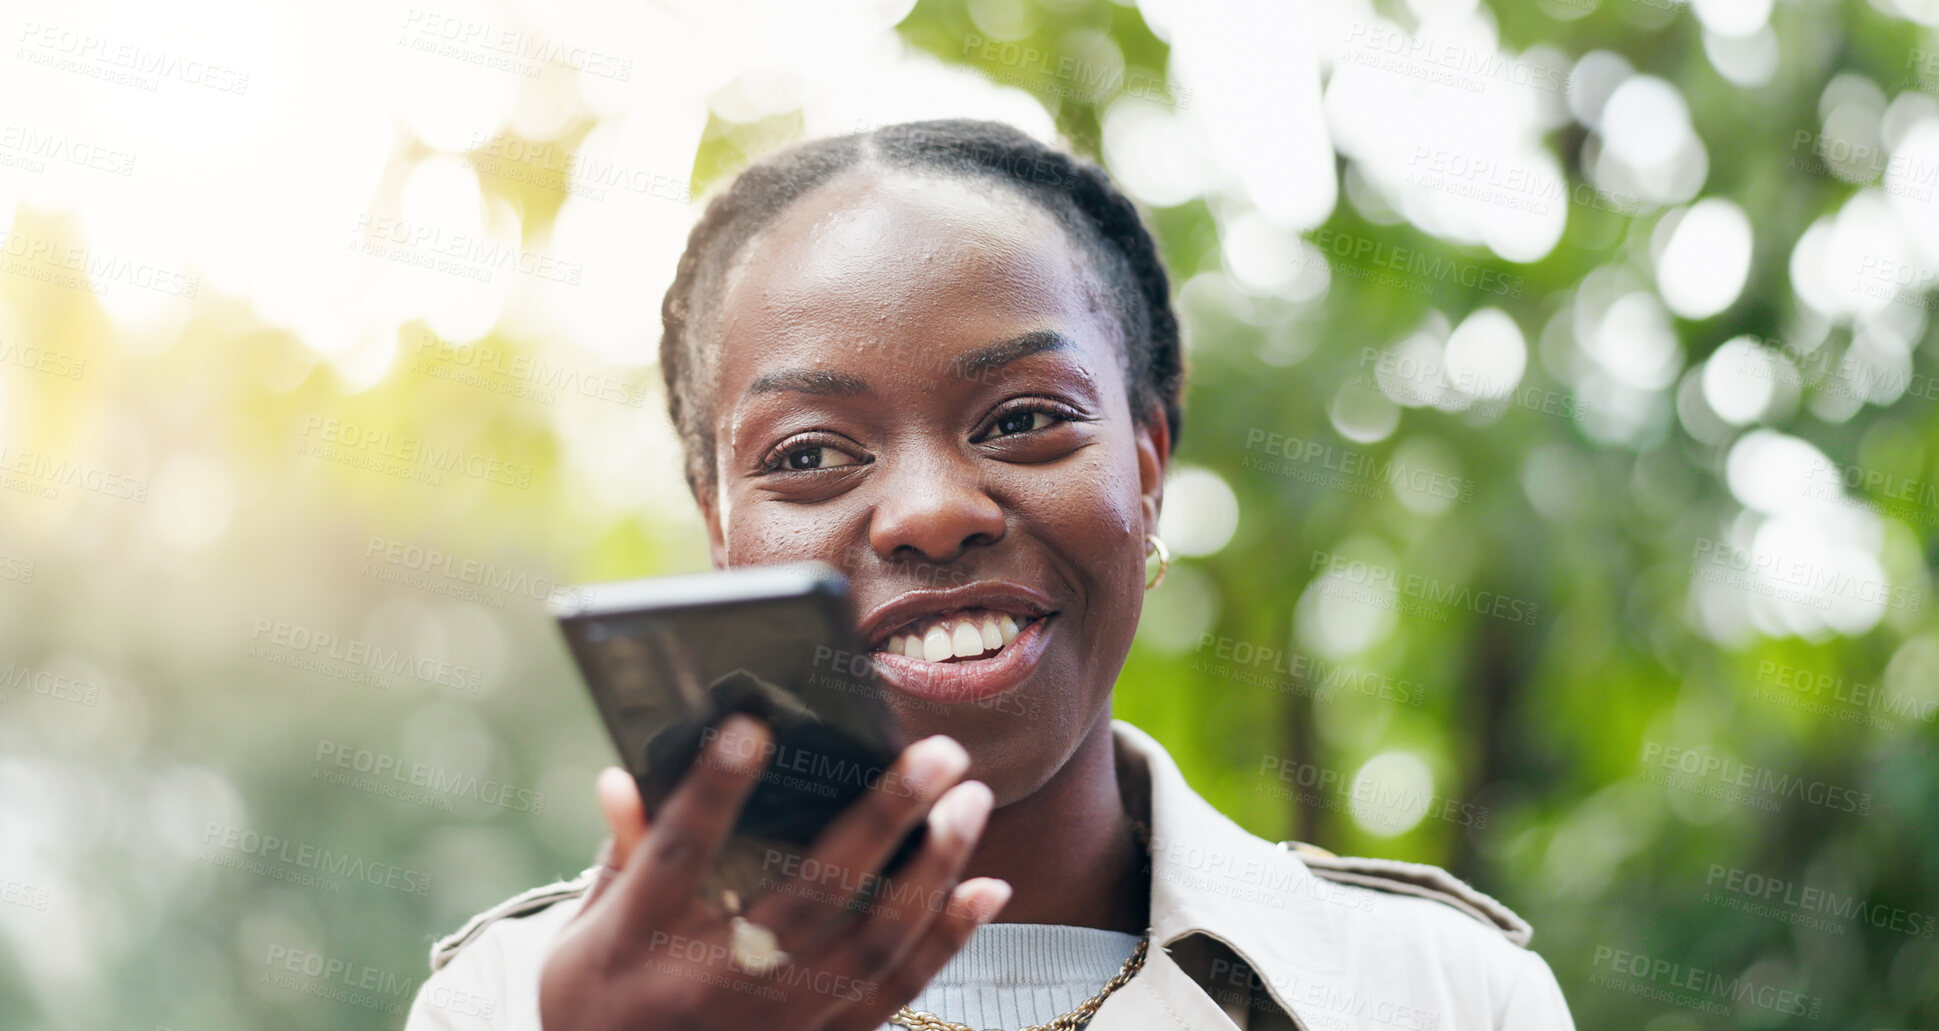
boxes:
[878,923,1144,1031]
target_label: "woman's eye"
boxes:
[993,409,1052,436]
[774,444,859,472]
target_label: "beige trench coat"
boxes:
[404,721,1576,1030]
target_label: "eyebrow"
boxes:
[951,330,1072,379]
[744,368,871,398]
[741,330,1074,398]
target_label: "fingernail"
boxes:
[930,780,993,844]
[901,736,969,801]
[712,714,768,773]
[961,878,1012,923]
[596,766,631,792]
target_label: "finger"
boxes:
[618,713,771,921]
[814,780,994,979]
[578,768,650,912]
[824,878,1011,1031]
[597,766,648,868]
[754,736,968,933]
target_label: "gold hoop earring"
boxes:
[1144,534,1171,591]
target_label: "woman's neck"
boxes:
[962,711,1149,934]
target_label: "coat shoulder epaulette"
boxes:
[1279,841,1534,947]
[429,867,598,972]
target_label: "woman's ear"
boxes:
[1135,401,1172,538]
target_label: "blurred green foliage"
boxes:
[2,0,1937,1029]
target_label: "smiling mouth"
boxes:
[875,607,1042,663]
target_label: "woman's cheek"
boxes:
[1051,456,1147,593]
[724,500,849,565]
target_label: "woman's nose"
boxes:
[866,452,1006,564]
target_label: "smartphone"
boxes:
[551,562,921,902]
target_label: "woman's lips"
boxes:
[868,613,1052,703]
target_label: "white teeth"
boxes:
[922,625,954,662]
[951,622,984,658]
[879,611,1035,661]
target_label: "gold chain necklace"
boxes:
[890,820,1153,1031]
[887,934,1148,1031]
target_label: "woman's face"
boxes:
[697,169,1169,804]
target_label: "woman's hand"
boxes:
[538,715,1011,1031]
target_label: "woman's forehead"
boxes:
[710,171,1111,384]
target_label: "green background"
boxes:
[2,0,1935,1028]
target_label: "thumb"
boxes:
[598,766,648,865]
[582,767,647,909]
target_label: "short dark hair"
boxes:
[658,118,1184,495]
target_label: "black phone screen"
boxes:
[554,564,919,888]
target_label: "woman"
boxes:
[405,120,1575,1031]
